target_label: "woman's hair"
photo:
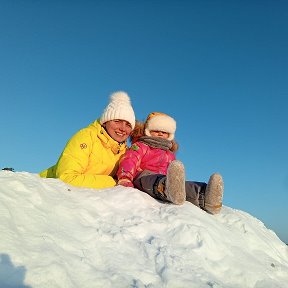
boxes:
[130,120,179,152]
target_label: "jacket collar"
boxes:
[93,120,127,154]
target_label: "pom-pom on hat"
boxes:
[145,112,176,140]
[100,91,136,129]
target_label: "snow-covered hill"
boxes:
[0,171,287,288]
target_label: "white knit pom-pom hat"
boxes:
[144,112,176,140]
[100,91,136,129]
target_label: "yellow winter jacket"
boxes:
[39,120,128,189]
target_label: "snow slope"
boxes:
[0,171,287,288]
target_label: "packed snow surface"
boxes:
[0,171,287,288]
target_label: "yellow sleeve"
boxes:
[39,165,56,178]
[58,173,116,189]
[55,129,116,189]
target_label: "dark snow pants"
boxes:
[133,170,207,209]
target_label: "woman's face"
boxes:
[104,119,133,143]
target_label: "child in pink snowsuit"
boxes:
[117,112,224,214]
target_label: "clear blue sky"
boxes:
[1,1,287,243]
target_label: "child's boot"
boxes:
[156,160,186,205]
[204,173,224,214]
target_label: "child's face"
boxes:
[150,130,169,139]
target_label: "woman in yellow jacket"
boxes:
[39,91,135,189]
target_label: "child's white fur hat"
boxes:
[100,91,135,129]
[144,112,176,140]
